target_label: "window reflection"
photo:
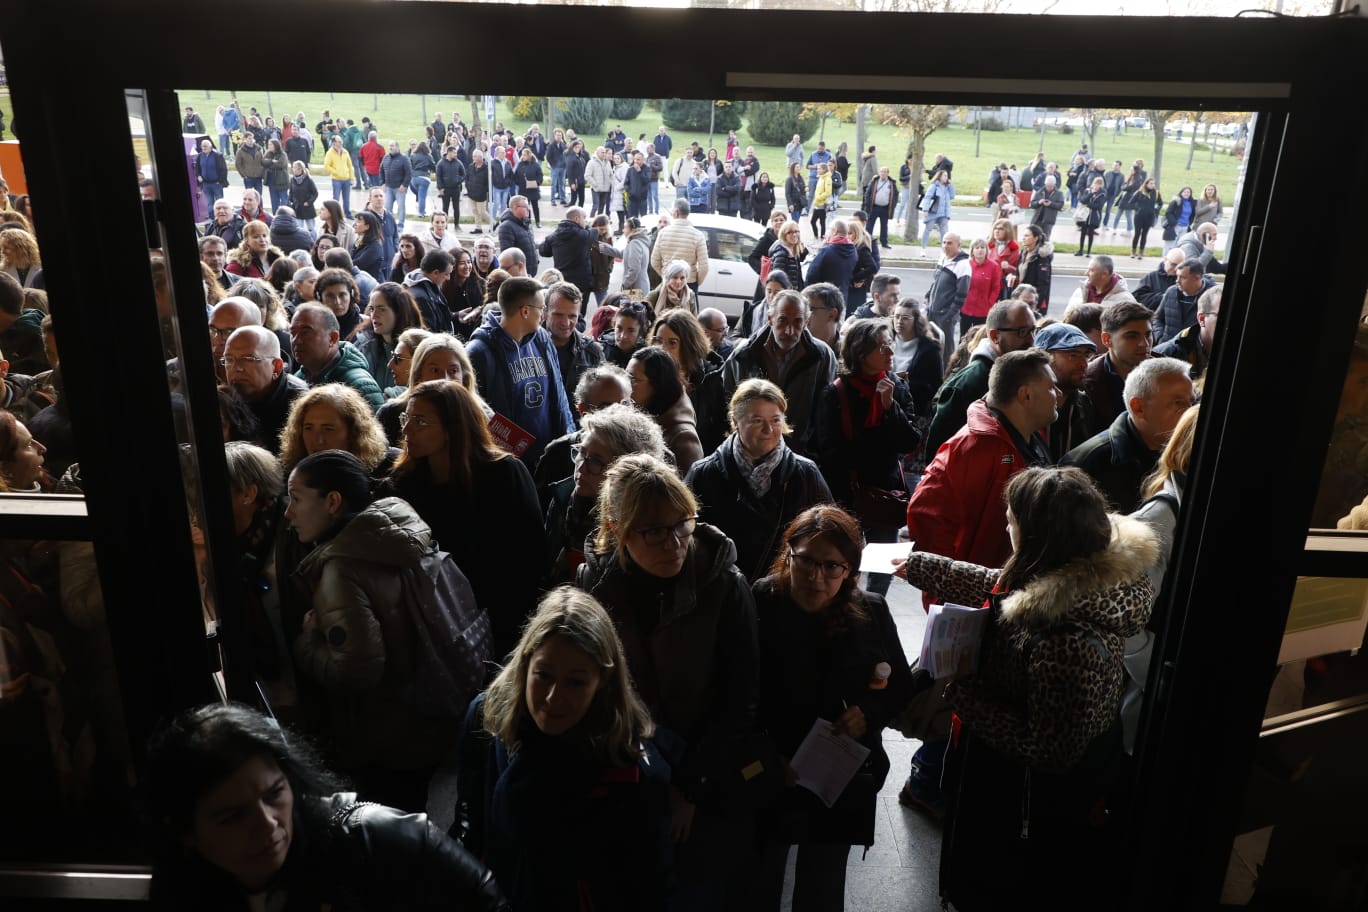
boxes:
[1309,301,1368,531]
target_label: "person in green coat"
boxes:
[289,303,384,411]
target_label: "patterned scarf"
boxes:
[732,433,787,498]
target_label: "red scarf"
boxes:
[1085,273,1120,303]
[846,371,887,427]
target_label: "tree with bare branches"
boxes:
[874,104,951,242]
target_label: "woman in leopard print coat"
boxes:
[898,467,1157,912]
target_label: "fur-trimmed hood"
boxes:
[999,514,1158,633]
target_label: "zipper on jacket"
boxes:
[1020,767,1031,840]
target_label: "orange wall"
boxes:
[0,142,26,194]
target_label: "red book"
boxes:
[487,412,536,458]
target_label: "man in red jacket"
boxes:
[899,348,1057,819]
[359,131,386,189]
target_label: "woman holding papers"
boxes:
[748,505,913,911]
[895,467,1157,912]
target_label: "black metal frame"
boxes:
[2,2,1366,904]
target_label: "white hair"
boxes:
[1124,357,1191,409]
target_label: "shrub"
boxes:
[610,98,644,120]
[747,101,820,146]
[508,96,546,121]
[661,98,742,133]
[560,97,614,136]
[1059,123,1074,135]
[975,116,1006,132]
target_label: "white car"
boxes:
[606,212,767,323]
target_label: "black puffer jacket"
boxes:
[685,438,833,581]
[576,523,758,801]
[151,791,509,911]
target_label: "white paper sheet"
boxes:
[789,718,872,808]
[918,602,990,679]
[859,541,914,574]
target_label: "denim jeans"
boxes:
[647,180,659,213]
[267,186,287,212]
[384,186,406,227]
[218,132,232,156]
[490,187,509,215]
[202,182,224,205]
[895,191,910,221]
[869,203,892,246]
[331,179,352,217]
[410,176,430,217]
[550,165,565,203]
[627,197,648,219]
[592,191,610,217]
[242,176,263,196]
[921,215,949,248]
[1111,207,1134,230]
[351,152,366,188]
[302,218,316,237]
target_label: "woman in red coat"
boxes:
[986,218,1020,301]
[225,220,285,279]
[958,238,1003,336]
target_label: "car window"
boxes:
[713,229,751,263]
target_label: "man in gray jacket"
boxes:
[924,234,972,369]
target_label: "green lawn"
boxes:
[183,90,1245,204]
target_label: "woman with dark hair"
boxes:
[749,504,913,910]
[895,466,1158,912]
[389,233,426,283]
[318,199,356,253]
[1015,224,1054,317]
[601,297,648,368]
[409,141,436,219]
[1075,176,1107,257]
[685,379,832,581]
[751,171,776,224]
[576,453,759,907]
[310,233,339,272]
[1131,177,1162,259]
[814,319,920,596]
[650,309,727,452]
[627,346,704,474]
[513,146,544,229]
[785,161,808,223]
[891,298,944,418]
[455,587,670,910]
[351,210,385,279]
[288,160,319,236]
[313,267,364,341]
[263,138,290,211]
[443,247,485,341]
[265,256,295,298]
[385,381,542,657]
[143,702,508,909]
[282,449,490,812]
[355,282,426,387]
[1162,185,1196,254]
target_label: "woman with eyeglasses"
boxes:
[383,380,541,658]
[353,282,427,389]
[576,452,759,906]
[542,403,666,587]
[684,379,832,582]
[747,504,913,910]
[815,319,920,597]
[376,331,478,445]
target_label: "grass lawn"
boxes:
[183,90,1246,204]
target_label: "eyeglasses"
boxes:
[388,352,410,364]
[399,413,433,430]
[570,444,610,476]
[633,516,697,548]
[208,326,235,341]
[999,325,1036,339]
[219,355,265,370]
[788,548,850,579]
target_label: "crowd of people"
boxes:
[0,105,1241,911]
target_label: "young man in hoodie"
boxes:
[924,233,973,369]
[465,277,576,464]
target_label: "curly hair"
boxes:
[277,383,389,473]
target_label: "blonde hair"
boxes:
[481,586,654,766]
[0,229,40,270]
[991,218,1018,243]
[594,453,697,568]
[1142,404,1199,499]
[277,383,389,472]
[847,220,871,250]
[728,378,793,435]
[408,332,477,394]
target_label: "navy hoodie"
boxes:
[805,237,859,303]
[466,312,576,463]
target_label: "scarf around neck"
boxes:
[732,433,787,498]
[845,371,889,428]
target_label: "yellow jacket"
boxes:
[324,147,354,181]
[813,173,833,207]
